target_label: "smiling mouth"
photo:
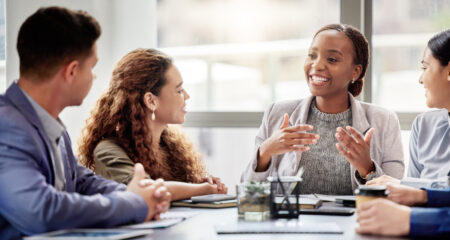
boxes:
[309,75,330,86]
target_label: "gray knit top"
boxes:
[299,98,353,195]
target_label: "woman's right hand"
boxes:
[256,113,319,172]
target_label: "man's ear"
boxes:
[143,92,158,110]
[62,60,79,84]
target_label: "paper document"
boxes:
[121,211,199,229]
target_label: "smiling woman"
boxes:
[78,48,228,200]
[241,24,405,195]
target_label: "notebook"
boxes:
[215,220,343,234]
[274,196,322,209]
[24,229,153,240]
[120,211,199,229]
[171,199,237,208]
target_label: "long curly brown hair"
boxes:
[78,48,205,183]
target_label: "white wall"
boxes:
[6,0,157,151]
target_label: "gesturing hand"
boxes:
[335,126,375,177]
[257,113,319,171]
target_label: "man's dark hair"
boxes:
[17,6,101,80]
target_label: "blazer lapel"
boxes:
[349,94,371,134]
[291,95,314,126]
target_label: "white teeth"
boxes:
[311,76,329,82]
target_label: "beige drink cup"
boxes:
[355,186,388,207]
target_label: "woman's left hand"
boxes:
[335,126,375,177]
[203,175,228,194]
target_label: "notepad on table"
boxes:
[215,220,343,234]
[274,196,322,209]
[172,194,237,208]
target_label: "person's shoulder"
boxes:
[0,96,32,131]
[268,97,309,116]
[358,101,397,120]
[413,109,448,127]
[95,138,124,153]
[94,138,130,159]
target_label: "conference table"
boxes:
[138,207,407,240]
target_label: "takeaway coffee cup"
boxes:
[354,186,388,207]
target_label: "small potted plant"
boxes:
[237,181,270,221]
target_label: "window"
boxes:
[157,0,340,193]
[372,0,450,112]
[158,0,340,111]
[0,0,5,92]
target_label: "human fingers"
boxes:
[364,128,375,145]
[336,128,359,152]
[336,142,356,160]
[366,175,397,186]
[284,124,314,132]
[284,132,319,140]
[355,218,378,235]
[365,178,381,186]
[279,113,290,129]
[156,199,171,213]
[153,213,161,221]
[139,179,154,187]
[345,126,365,144]
[283,138,318,146]
[221,185,228,194]
[289,145,310,152]
[217,181,226,193]
[127,163,146,191]
[203,176,213,184]
[356,199,378,213]
[356,205,375,222]
[211,176,221,184]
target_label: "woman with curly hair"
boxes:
[78,48,227,200]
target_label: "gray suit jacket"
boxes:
[241,94,405,190]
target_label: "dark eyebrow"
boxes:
[309,47,343,56]
[327,49,343,56]
[176,82,183,88]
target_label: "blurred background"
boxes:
[2,0,449,194]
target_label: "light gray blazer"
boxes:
[241,94,405,190]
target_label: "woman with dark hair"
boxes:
[241,24,404,194]
[357,29,450,238]
[367,29,450,188]
[78,49,227,200]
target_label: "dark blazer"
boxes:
[0,82,147,239]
